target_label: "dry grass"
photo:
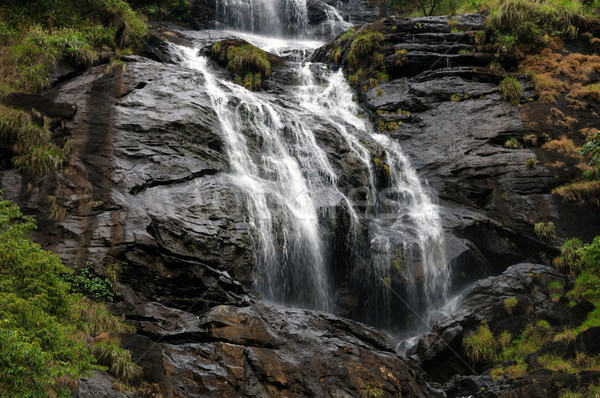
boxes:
[523,134,539,146]
[553,180,600,205]
[77,297,135,335]
[542,135,577,154]
[580,128,599,139]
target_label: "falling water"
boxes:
[175,0,450,336]
[178,46,343,311]
[214,0,350,38]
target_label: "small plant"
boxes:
[504,297,518,314]
[523,134,539,146]
[450,94,462,103]
[76,297,134,335]
[548,280,564,302]
[376,71,390,82]
[499,77,523,105]
[90,338,142,383]
[106,261,127,284]
[526,158,537,168]
[376,89,383,97]
[48,195,67,220]
[504,137,522,149]
[67,262,116,302]
[583,170,595,181]
[363,383,383,398]
[463,321,498,367]
[534,221,556,242]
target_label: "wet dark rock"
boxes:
[0,92,77,119]
[443,371,600,398]
[76,371,132,398]
[574,327,600,356]
[118,303,443,397]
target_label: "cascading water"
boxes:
[175,0,451,342]
[214,0,350,38]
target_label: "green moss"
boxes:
[227,44,271,77]
[347,30,384,69]
[337,27,356,44]
[504,297,518,315]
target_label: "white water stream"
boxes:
[175,0,451,340]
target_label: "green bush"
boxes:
[499,77,523,104]
[347,30,384,69]
[0,195,95,397]
[555,237,600,276]
[67,262,116,302]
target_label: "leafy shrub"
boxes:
[0,195,95,397]
[67,262,116,302]
[499,77,523,104]
[463,321,499,367]
[534,221,556,242]
[555,236,600,276]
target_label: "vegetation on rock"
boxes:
[0,194,137,397]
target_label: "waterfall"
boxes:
[214,0,351,38]
[178,46,340,311]
[215,0,308,36]
[174,0,450,337]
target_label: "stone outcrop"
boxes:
[113,303,444,397]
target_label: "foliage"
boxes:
[0,104,69,176]
[463,321,498,367]
[504,137,522,149]
[0,0,147,93]
[128,0,190,23]
[534,221,556,242]
[0,194,95,397]
[347,30,385,69]
[66,262,116,302]
[90,338,142,383]
[76,297,134,335]
[555,236,600,276]
[526,158,537,168]
[337,27,356,44]
[499,77,523,104]
[226,44,271,76]
[552,181,600,206]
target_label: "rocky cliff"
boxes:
[1,2,599,397]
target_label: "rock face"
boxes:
[115,303,444,397]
